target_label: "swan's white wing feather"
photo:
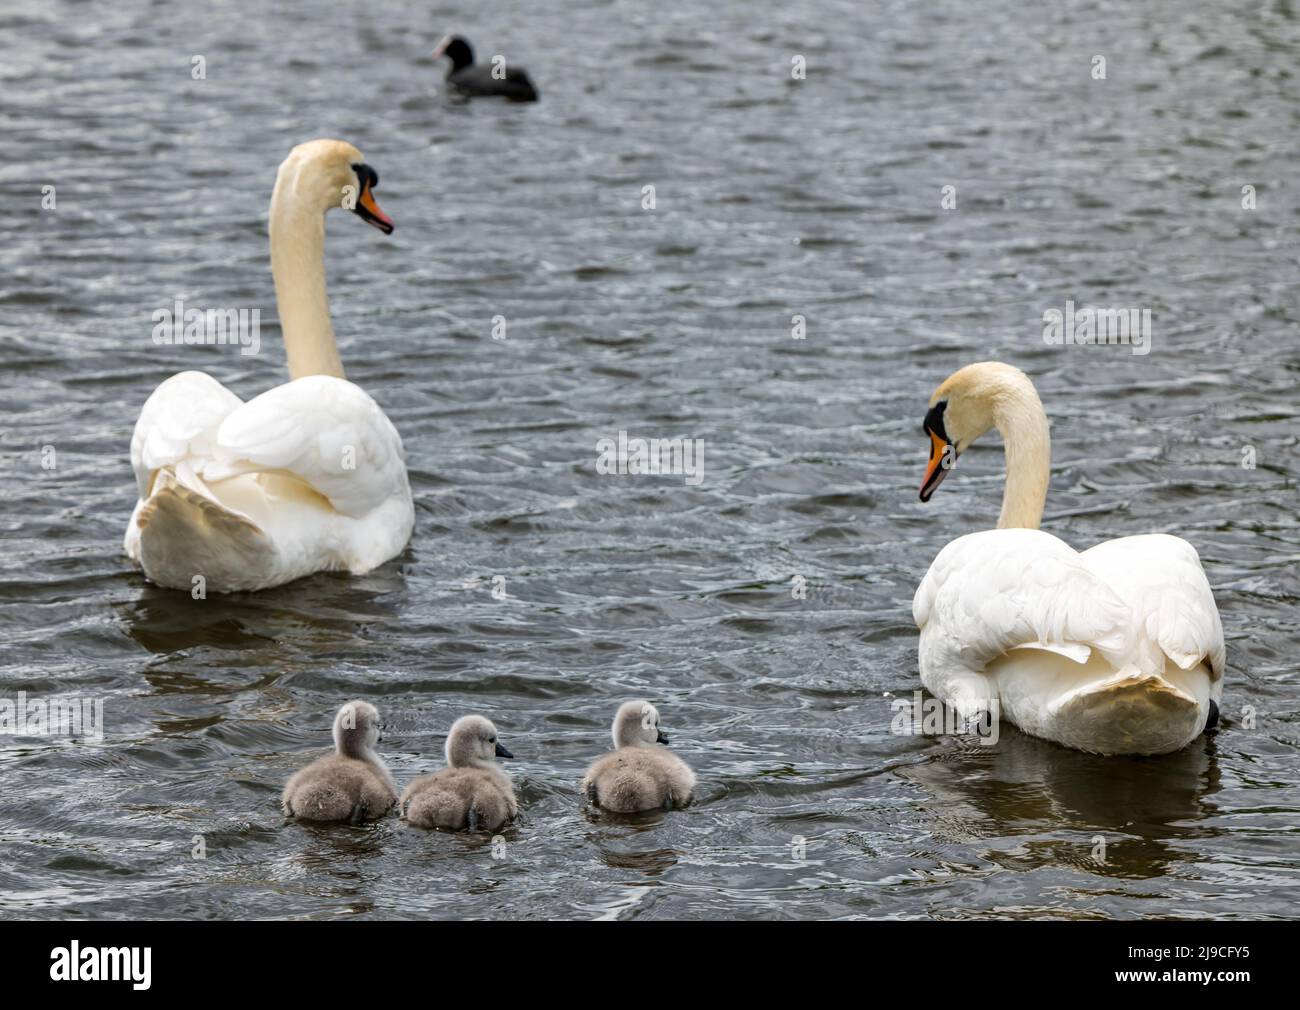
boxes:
[129,370,244,498]
[914,529,1131,670]
[1081,534,1225,680]
[208,375,408,518]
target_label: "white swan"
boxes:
[913,362,1224,755]
[124,139,414,593]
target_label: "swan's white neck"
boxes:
[990,381,1050,530]
[269,176,344,380]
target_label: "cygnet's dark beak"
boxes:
[495,741,514,759]
[656,730,669,745]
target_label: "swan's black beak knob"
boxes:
[350,163,394,235]
[919,401,954,502]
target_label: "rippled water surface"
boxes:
[2,0,1298,919]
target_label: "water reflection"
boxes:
[117,570,409,656]
[584,812,683,875]
[899,727,1221,879]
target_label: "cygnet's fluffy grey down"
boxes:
[581,701,695,813]
[282,700,397,824]
[401,715,517,832]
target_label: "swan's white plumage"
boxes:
[915,530,1224,756]
[916,528,1223,680]
[124,140,413,593]
[128,370,242,501]
[913,362,1225,755]
[1079,533,1225,678]
[125,373,412,591]
[914,529,1130,688]
[208,374,409,518]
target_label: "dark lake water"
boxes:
[2,0,1298,919]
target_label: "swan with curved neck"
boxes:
[913,362,1225,755]
[124,139,413,593]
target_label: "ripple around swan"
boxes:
[0,0,1298,920]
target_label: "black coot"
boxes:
[432,35,539,102]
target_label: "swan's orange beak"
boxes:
[919,429,953,502]
[355,182,394,235]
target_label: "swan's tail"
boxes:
[988,650,1213,756]
[128,465,276,593]
[1047,667,1209,756]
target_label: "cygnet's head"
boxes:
[446,714,513,768]
[271,138,394,234]
[333,700,382,756]
[612,700,669,749]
